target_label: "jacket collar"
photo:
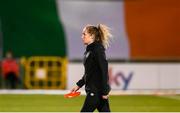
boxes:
[86,41,103,51]
[86,42,95,51]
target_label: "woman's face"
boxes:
[82,27,93,45]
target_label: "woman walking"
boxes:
[71,24,113,112]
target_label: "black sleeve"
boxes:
[76,75,85,88]
[94,47,110,95]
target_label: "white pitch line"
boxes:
[158,95,180,101]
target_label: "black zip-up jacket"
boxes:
[76,41,111,95]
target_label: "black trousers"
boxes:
[5,72,18,89]
[81,92,110,112]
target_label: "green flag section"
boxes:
[0,0,66,57]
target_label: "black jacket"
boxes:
[76,41,111,95]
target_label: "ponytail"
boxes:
[97,24,113,49]
[85,24,113,49]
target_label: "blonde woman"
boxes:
[71,24,112,112]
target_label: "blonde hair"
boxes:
[85,24,113,49]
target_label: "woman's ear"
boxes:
[90,35,95,40]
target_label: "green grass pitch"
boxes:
[0,94,180,112]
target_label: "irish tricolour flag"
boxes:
[1,0,180,59]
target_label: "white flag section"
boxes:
[56,0,130,60]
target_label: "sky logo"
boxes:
[109,68,134,90]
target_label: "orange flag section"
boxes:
[125,0,180,60]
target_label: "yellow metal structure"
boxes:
[24,57,67,89]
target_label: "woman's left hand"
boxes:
[102,95,109,99]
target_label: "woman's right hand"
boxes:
[71,85,80,93]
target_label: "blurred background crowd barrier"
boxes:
[0,57,67,89]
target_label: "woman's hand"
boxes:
[71,85,80,93]
[102,95,109,99]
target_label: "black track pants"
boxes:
[80,92,110,112]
